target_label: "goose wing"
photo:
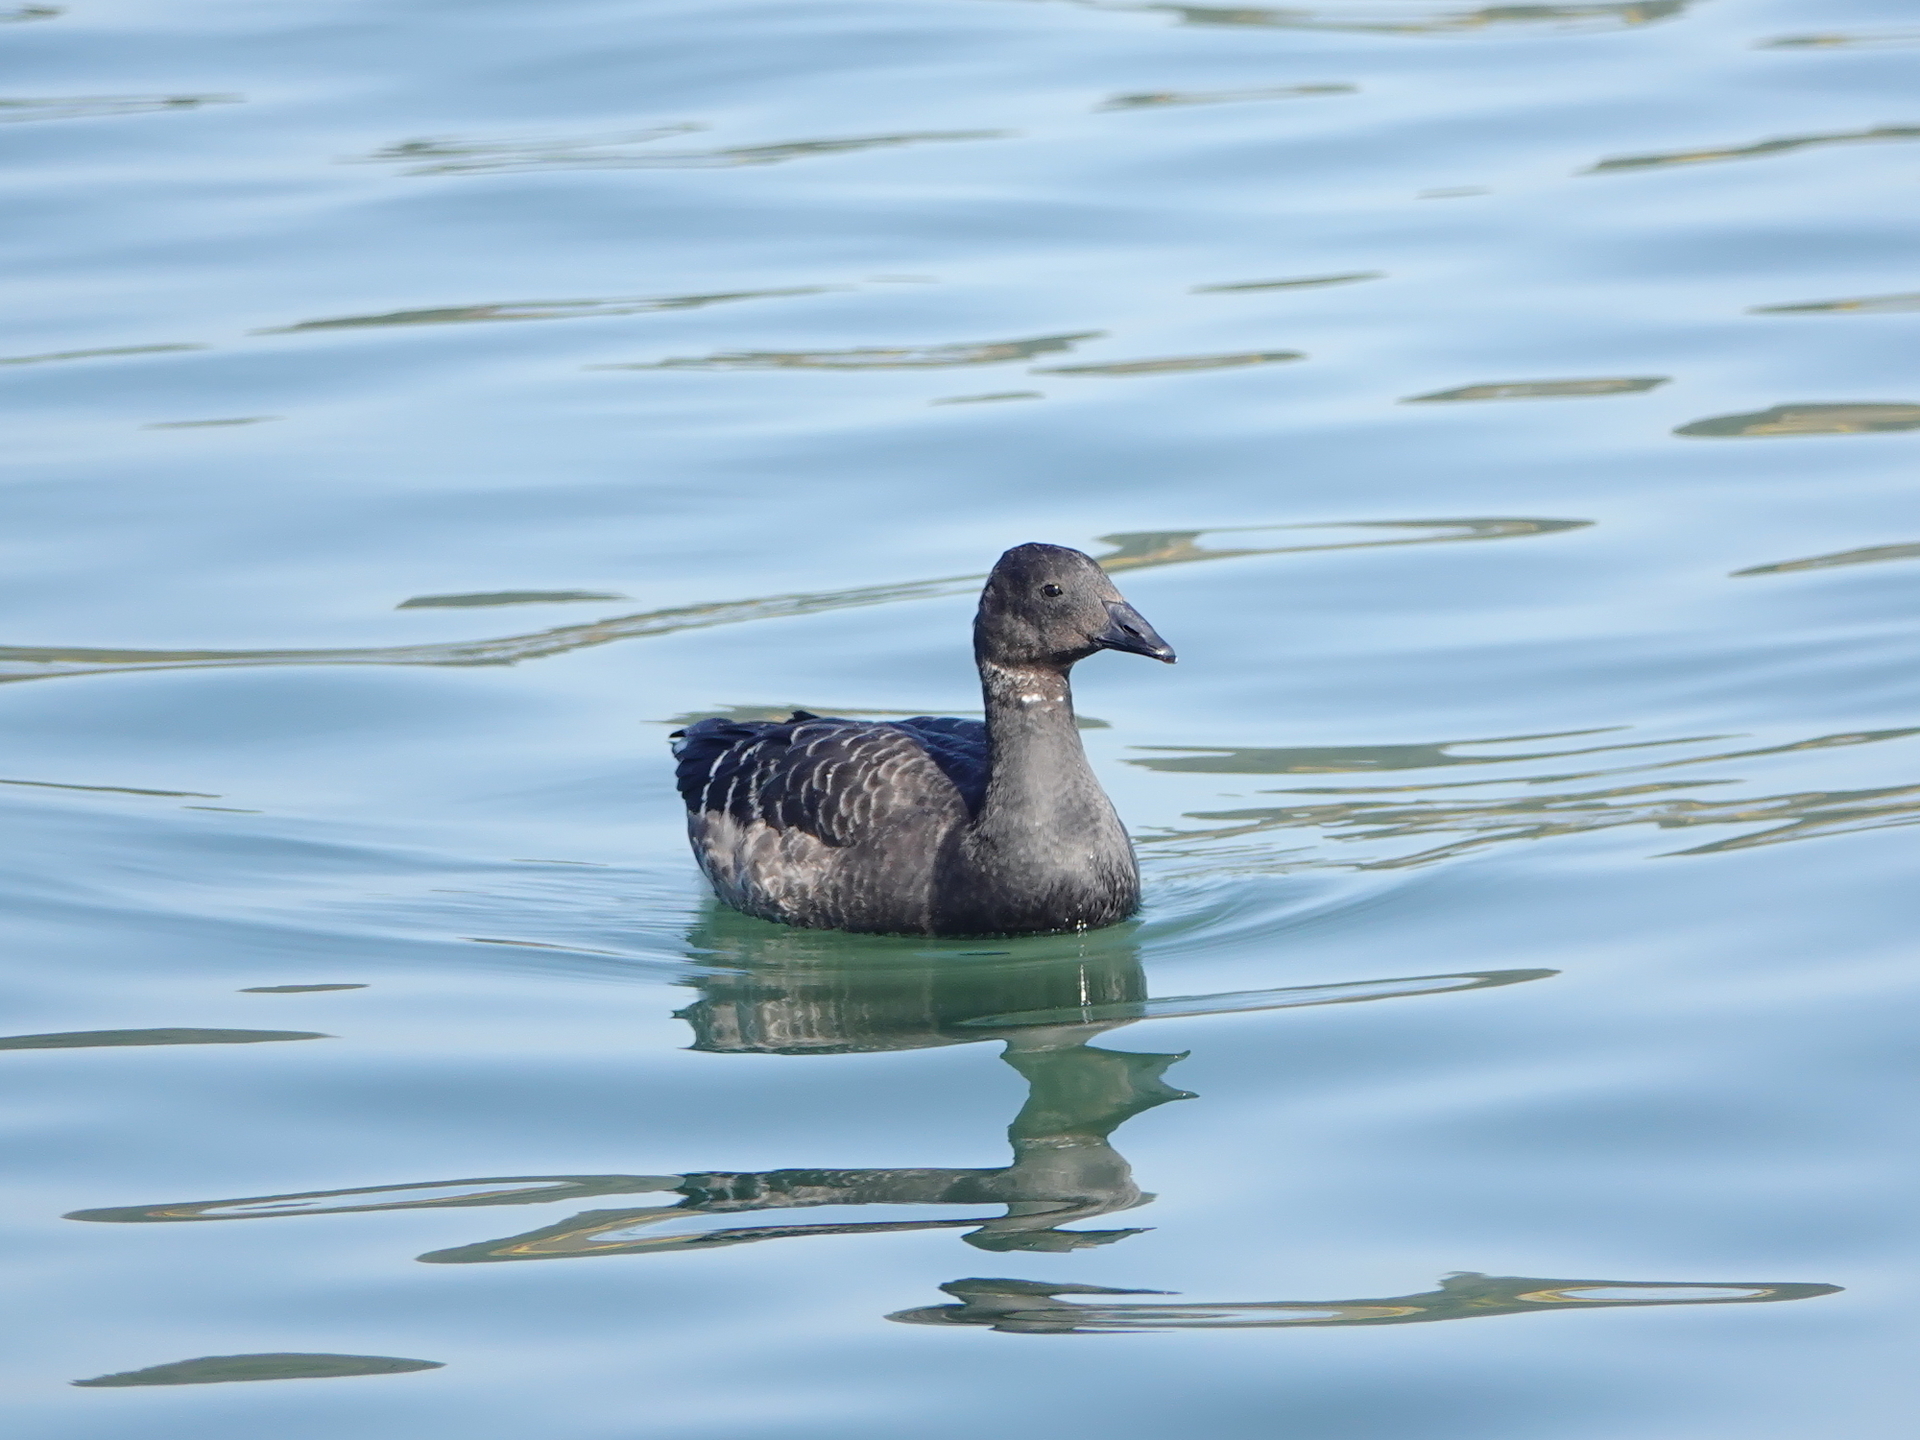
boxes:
[890,716,988,814]
[673,714,978,847]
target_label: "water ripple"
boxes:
[1759,29,1920,50]
[1748,292,1920,315]
[1732,542,1920,577]
[1404,377,1666,402]
[65,950,1544,1269]
[1138,726,1920,872]
[600,332,1101,371]
[1586,124,1920,174]
[1047,2,1697,36]
[0,519,1588,686]
[1,93,239,122]
[356,126,1010,175]
[397,590,630,609]
[1,343,207,366]
[260,287,835,333]
[1098,84,1354,110]
[1675,403,1920,438]
[1033,349,1302,375]
[0,1028,329,1050]
[890,1272,1838,1333]
[72,1354,442,1387]
[1192,271,1382,294]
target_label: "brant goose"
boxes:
[672,543,1174,935]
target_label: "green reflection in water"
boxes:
[1,775,217,797]
[1063,2,1695,36]
[1,93,240,122]
[963,968,1553,1029]
[1098,84,1354,110]
[354,123,700,171]
[261,287,832,334]
[1137,727,1920,872]
[1033,350,1302,376]
[72,1354,442,1386]
[240,984,367,993]
[356,127,1009,175]
[0,6,61,21]
[1732,542,1920,577]
[930,390,1044,404]
[1192,271,1382,294]
[0,518,1587,686]
[397,591,630,609]
[1587,125,1920,174]
[889,1272,1840,1333]
[422,924,1194,1262]
[1758,29,1920,50]
[1,1028,329,1050]
[62,929,1827,1335]
[1748,292,1920,315]
[1,343,207,366]
[70,913,1550,1270]
[599,331,1101,370]
[1129,726,1707,775]
[68,1175,680,1224]
[1675,403,1920,438]
[1403,377,1665,402]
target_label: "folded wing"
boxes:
[675,715,981,845]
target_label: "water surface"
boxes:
[5,1,1918,1436]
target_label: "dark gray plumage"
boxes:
[672,543,1175,936]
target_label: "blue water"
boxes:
[5,0,1918,1433]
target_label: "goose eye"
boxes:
[1041,583,1063,598]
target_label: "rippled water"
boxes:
[6,0,1918,1434]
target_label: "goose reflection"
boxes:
[615,917,1192,1258]
[65,917,1838,1332]
[67,914,1545,1264]
[397,926,1562,1264]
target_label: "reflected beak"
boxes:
[1092,600,1176,663]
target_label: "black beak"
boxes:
[1092,600,1176,663]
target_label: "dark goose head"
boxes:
[974,543,1175,671]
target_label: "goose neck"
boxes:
[976,660,1094,816]
[979,660,1079,736]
